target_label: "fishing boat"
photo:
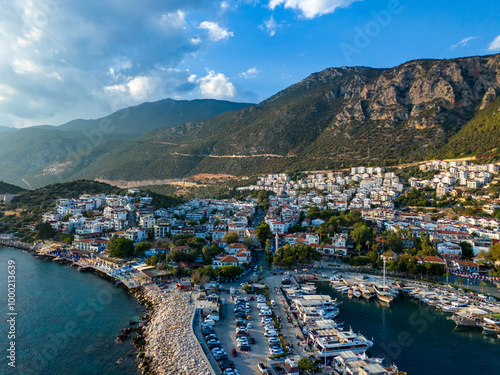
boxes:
[352,287,362,298]
[449,312,480,328]
[359,283,375,300]
[480,314,500,334]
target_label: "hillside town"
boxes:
[2,160,500,375]
[26,160,500,288]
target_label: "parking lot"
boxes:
[213,290,274,375]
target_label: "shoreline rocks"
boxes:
[134,285,212,375]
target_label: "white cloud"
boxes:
[450,36,477,49]
[16,27,43,47]
[127,75,160,101]
[159,10,186,30]
[188,74,197,83]
[198,70,236,99]
[488,35,500,51]
[0,1,226,127]
[198,21,233,41]
[240,67,260,79]
[260,16,279,36]
[190,37,202,45]
[269,0,359,19]
[12,58,61,80]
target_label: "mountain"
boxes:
[0,181,25,194]
[0,99,253,188]
[0,126,18,134]
[57,99,253,136]
[2,54,500,187]
[65,54,500,181]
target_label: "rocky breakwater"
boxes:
[135,285,212,375]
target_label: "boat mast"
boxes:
[383,258,386,290]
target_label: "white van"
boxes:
[203,319,216,326]
[207,314,220,321]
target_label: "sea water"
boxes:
[0,247,142,375]
[316,282,500,374]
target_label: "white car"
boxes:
[268,336,280,343]
[247,322,252,329]
[264,330,278,337]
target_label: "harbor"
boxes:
[307,270,500,374]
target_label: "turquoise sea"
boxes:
[316,282,500,374]
[0,247,142,375]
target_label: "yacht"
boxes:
[311,327,374,356]
[301,284,317,294]
[373,259,394,304]
[373,283,395,304]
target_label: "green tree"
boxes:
[366,250,379,267]
[387,231,403,254]
[218,265,242,280]
[418,235,437,257]
[480,281,487,293]
[351,223,373,255]
[147,228,155,241]
[297,357,317,372]
[36,222,56,240]
[107,236,135,258]
[460,242,474,260]
[61,213,72,222]
[265,238,273,268]
[223,232,239,244]
[256,222,271,246]
[489,242,500,262]
[145,255,158,266]
[135,241,151,256]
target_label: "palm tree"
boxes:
[457,277,463,287]
[445,271,450,284]
[480,281,487,293]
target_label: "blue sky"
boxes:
[0,0,499,128]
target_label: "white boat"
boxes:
[352,287,362,298]
[311,328,373,356]
[301,285,317,294]
[373,259,394,304]
[449,312,480,328]
[373,283,394,304]
[359,283,375,299]
[480,315,500,334]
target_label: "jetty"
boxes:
[137,285,213,375]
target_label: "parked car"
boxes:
[257,363,268,373]
[230,348,238,357]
